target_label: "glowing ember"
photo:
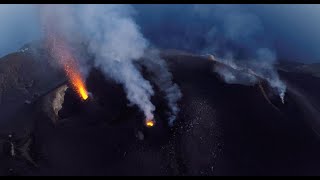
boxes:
[146,119,155,127]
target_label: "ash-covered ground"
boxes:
[1,48,320,176]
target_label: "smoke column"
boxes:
[39,5,182,125]
[74,4,156,122]
[142,49,182,126]
[41,5,155,118]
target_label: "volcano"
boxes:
[1,47,320,176]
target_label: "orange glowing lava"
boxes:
[47,36,89,101]
[146,119,155,127]
[64,63,89,101]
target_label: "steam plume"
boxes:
[197,6,287,101]
[142,49,182,126]
[75,4,156,121]
[40,5,183,124]
[208,51,286,102]
[41,5,152,115]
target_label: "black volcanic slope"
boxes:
[1,51,320,175]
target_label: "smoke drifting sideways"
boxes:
[134,4,286,101]
[208,52,286,103]
[39,5,182,126]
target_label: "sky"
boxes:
[0,4,319,63]
[0,5,41,57]
[247,4,320,63]
[133,4,320,63]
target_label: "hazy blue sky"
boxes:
[247,4,320,63]
[134,4,320,63]
[0,4,319,63]
[0,5,40,57]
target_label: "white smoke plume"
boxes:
[208,49,286,102]
[40,4,156,121]
[39,4,182,124]
[142,49,182,126]
[75,4,156,121]
[196,5,286,102]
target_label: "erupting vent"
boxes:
[65,65,89,101]
[146,119,155,128]
[48,36,89,101]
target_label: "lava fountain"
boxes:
[64,60,89,101]
[47,36,89,101]
[40,6,89,101]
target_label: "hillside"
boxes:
[1,49,320,175]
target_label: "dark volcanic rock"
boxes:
[1,50,320,176]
